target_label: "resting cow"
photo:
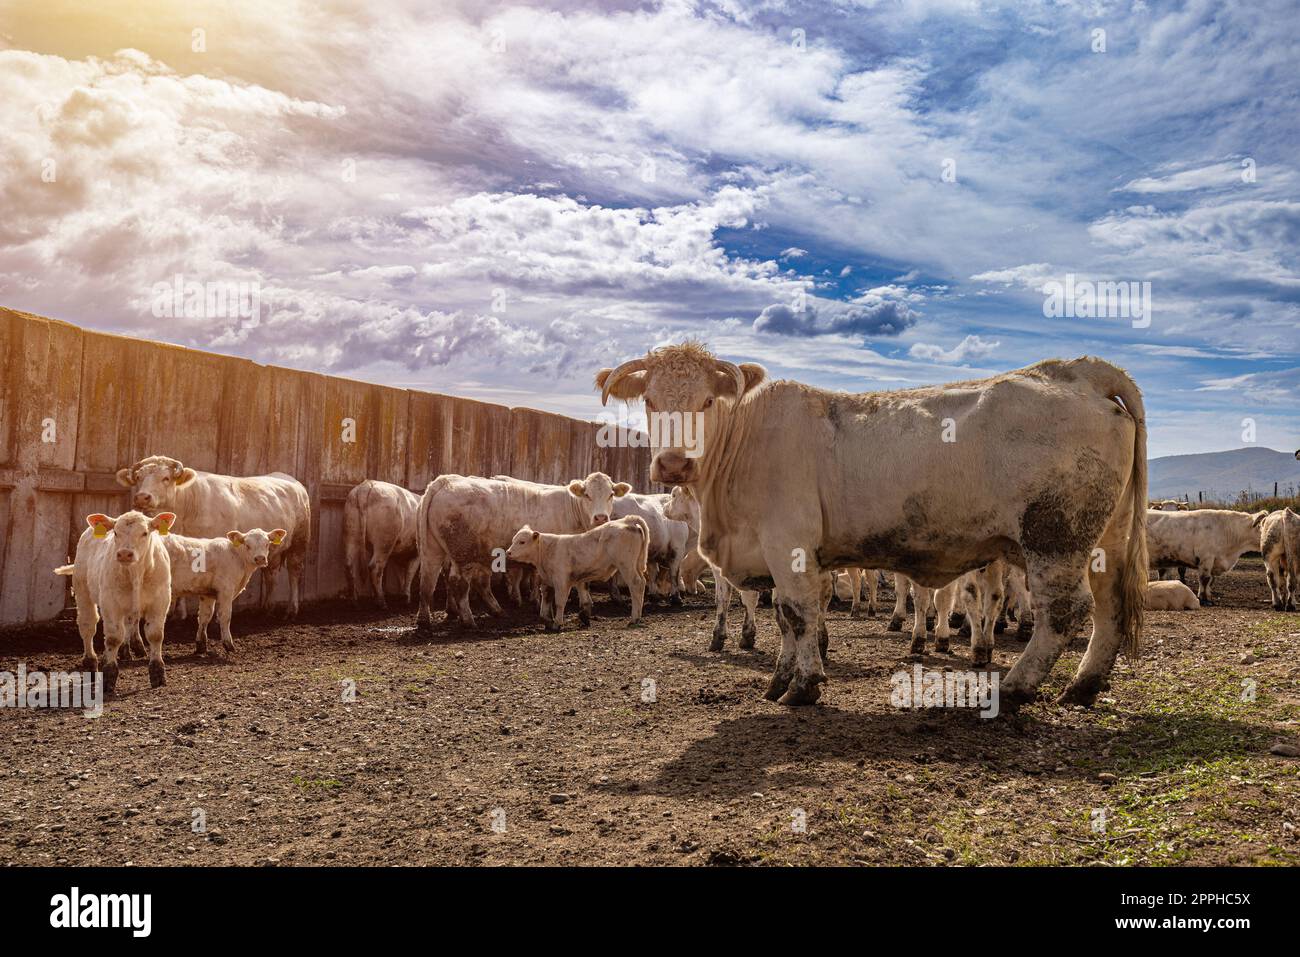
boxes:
[1144,579,1200,611]
[598,343,1147,708]
[506,517,650,630]
[54,511,175,695]
[116,455,310,616]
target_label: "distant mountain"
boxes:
[1147,447,1300,502]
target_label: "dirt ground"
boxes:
[2,559,1299,867]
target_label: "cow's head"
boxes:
[567,472,630,526]
[86,510,175,564]
[596,341,766,485]
[116,455,197,511]
[505,525,541,565]
[663,485,697,528]
[228,528,287,568]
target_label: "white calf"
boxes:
[54,511,175,695]
[165,529,286,655]
[1144,579,1201,610]
[506,516,650,631]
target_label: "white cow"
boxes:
[164,529,286,655]
[415,472,630,630]
[116,455,311,616]
[1144,579,1201,610]
[599,344,1148,708]
[343,480,421,609]
[664,485,760,649]
[506,516,650,630]
[609,491,690,605]
[1259,508,1299,611]
[54,511,175,695]
[1146,508,1268,605]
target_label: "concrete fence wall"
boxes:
[0,307,652,627]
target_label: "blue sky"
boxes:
[1,0,1297,456]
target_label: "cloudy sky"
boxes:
[1,0,1297,457]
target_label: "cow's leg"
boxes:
[666,551,684,606]
[1001,559,1093,708]
[625,561,647,624]
[216,596,236,654]
[127,616,147,659]
[194,597,215,656]
[887,573,908,631]
[933,581,958,653]
[710,573,731,651]
[909,585,933,655]
[864,568,878,616]
[402,557,420,605]
[102,620,126,696]
[765,573,826,706]
[453,570,477,627]
[549,578,570,632]
[576,583,593,626]
[369,543,394,610]
[846,568,862,619]
[76,599,100,673]
[475,572,503,615]
[817,572,833,659]
[143,594,168,688]
[288,552,305,618]
[738,589,759,649]
[1195,565,1214,605]
[414,542,444,633]
[607,573,623,605]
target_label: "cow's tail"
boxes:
[53,564,75,576]
[1094,361,1148,659]
[629,516,651,577]
[343,483,367,598]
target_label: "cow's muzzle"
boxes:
[651,450,695,485]
[253,556,268,567]
[115,550,136,563]
[591,514,609,526]
[133,493,153,508]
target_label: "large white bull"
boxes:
[1145,508,1267,605]
[414,472,629,630]
[598,343,1147,708]
[116,455,311,616]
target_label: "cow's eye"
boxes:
[703,397,714,409]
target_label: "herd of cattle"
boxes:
[51,345,1300,710]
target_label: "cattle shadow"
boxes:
[636,704,1271,800]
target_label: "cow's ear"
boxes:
[87,513,115,537]
[739,362,767,393]
[567,480,586,497]
[115,468,135,488]
[151,513,176,535]
[269,529,287,546]
[1253,510,1269,527]
[174,467,197,487]
[595,368,647,401]
[531,531,540,541]
[227,531,245,545]
[613,482,631,497]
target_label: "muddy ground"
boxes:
[2,559,1298,866]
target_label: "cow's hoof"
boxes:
[1056,679,1101,707]
[708,630,726,652]
[194,641,207,657]
[578,612,592,627]
[222,641,235,655]
[908,639,926,655]
[545,622,561,633]
[887,615,904,632]
[849,608,861,620]
[148,660,166,688]
[763,673,792,701]
[669,593,683,607]
[777,675,824,707]
[739,625,757,649]
[935,640,950,654]
[79,655,98,674]
[102,664,119,697]
[998,683,1038,712]
[971,649,992,667]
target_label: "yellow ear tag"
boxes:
[157,519,170,536]
[92,522,109,539]
[270,533,284,545]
